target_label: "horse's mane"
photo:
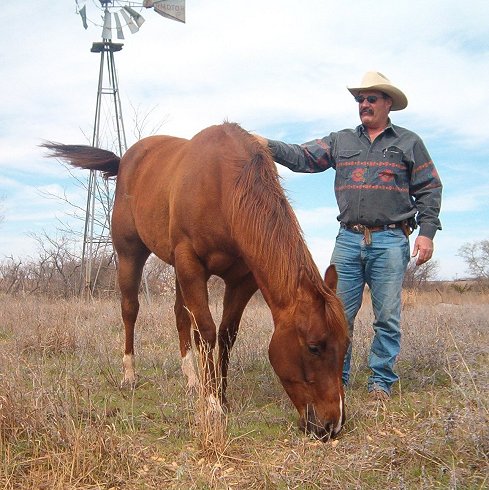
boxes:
[226,123,347,337]
[227,123,330,301]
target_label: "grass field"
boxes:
[0,288,487,489]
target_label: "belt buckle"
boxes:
[350,223,372,245]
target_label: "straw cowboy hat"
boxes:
[347,71,408,111]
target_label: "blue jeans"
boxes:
[331,226,410,394]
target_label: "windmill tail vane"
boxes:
[76,0,185,38]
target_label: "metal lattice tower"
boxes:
[75,0,186,296]
[81,40,126,296]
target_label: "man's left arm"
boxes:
[409,139,443,265]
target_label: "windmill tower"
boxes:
[74,0,185,296]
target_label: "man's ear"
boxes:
[324,264,338,293]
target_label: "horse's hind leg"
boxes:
[218,273,258,406]
[118,250,150,387]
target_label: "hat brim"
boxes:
[347,84,408,111]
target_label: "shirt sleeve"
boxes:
[267,135,335,173]
[409,138,443,239]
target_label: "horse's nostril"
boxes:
[318,422,334,441]
[300,405,344,441]
[309,420,333,441]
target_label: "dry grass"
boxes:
[0,290,488,489]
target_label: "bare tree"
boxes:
[36,105,168,297]
[129,102,167,141]
[0,231,117,298]
[458,239,489,280]
[403,259,439,289]
[0,256,25,294]
[143,255,175,296]
[28,231,81,296]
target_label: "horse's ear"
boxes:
[324,264,338,292]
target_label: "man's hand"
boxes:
[254,134,268,147]
[412,235,434,265]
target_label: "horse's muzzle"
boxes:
[299,403,344,441]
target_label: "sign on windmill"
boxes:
[144,0,186,24]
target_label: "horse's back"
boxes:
[112,124,255,267]
[118,124,250,197]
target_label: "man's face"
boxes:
[356,90,392,129]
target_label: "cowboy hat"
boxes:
[347,71,408,111]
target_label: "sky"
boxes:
[1,0,488,280]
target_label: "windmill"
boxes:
[74,0,185,296]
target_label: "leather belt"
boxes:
[341,222,408,245]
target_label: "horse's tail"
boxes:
[41,142,120,178]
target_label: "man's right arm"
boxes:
[255,135,333,173]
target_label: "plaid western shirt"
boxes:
[267,121,442,239]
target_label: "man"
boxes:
[256,71,442,400]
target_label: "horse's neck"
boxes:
[249,256,311,313]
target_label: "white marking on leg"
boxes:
[207,393,224,415]
[122,353,136,387]
[181,350,198,389]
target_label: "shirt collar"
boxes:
[356,119,398,137]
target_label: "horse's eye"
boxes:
[308,344,321,356]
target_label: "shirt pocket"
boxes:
[337,150,362,162]
[335,150,361,181]
[382,146,404,164]
[377,146,409,188]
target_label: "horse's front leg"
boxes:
[174,244,218,397]
[175,276,198,390]
[218,273,258,407]
[118,252,149,388]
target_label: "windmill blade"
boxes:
[120,8,139,34]
[102,10,112,39]
[114,12,125,40]
[123,6,145,28]
[79,4,88,29]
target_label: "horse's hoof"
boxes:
[120,377,137,390]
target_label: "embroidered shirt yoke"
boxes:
[267,122,442,239]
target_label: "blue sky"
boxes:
[1,0,488,280]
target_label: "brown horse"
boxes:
[42,122,348,439]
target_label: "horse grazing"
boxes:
[42,122,349,439]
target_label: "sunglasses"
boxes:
[354,95,386,104]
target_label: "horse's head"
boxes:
[268,265,349,440]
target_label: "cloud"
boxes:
[442,188,489,213]
[295,207,339,230]
[0,0,488,283]
[303,235,337,275]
